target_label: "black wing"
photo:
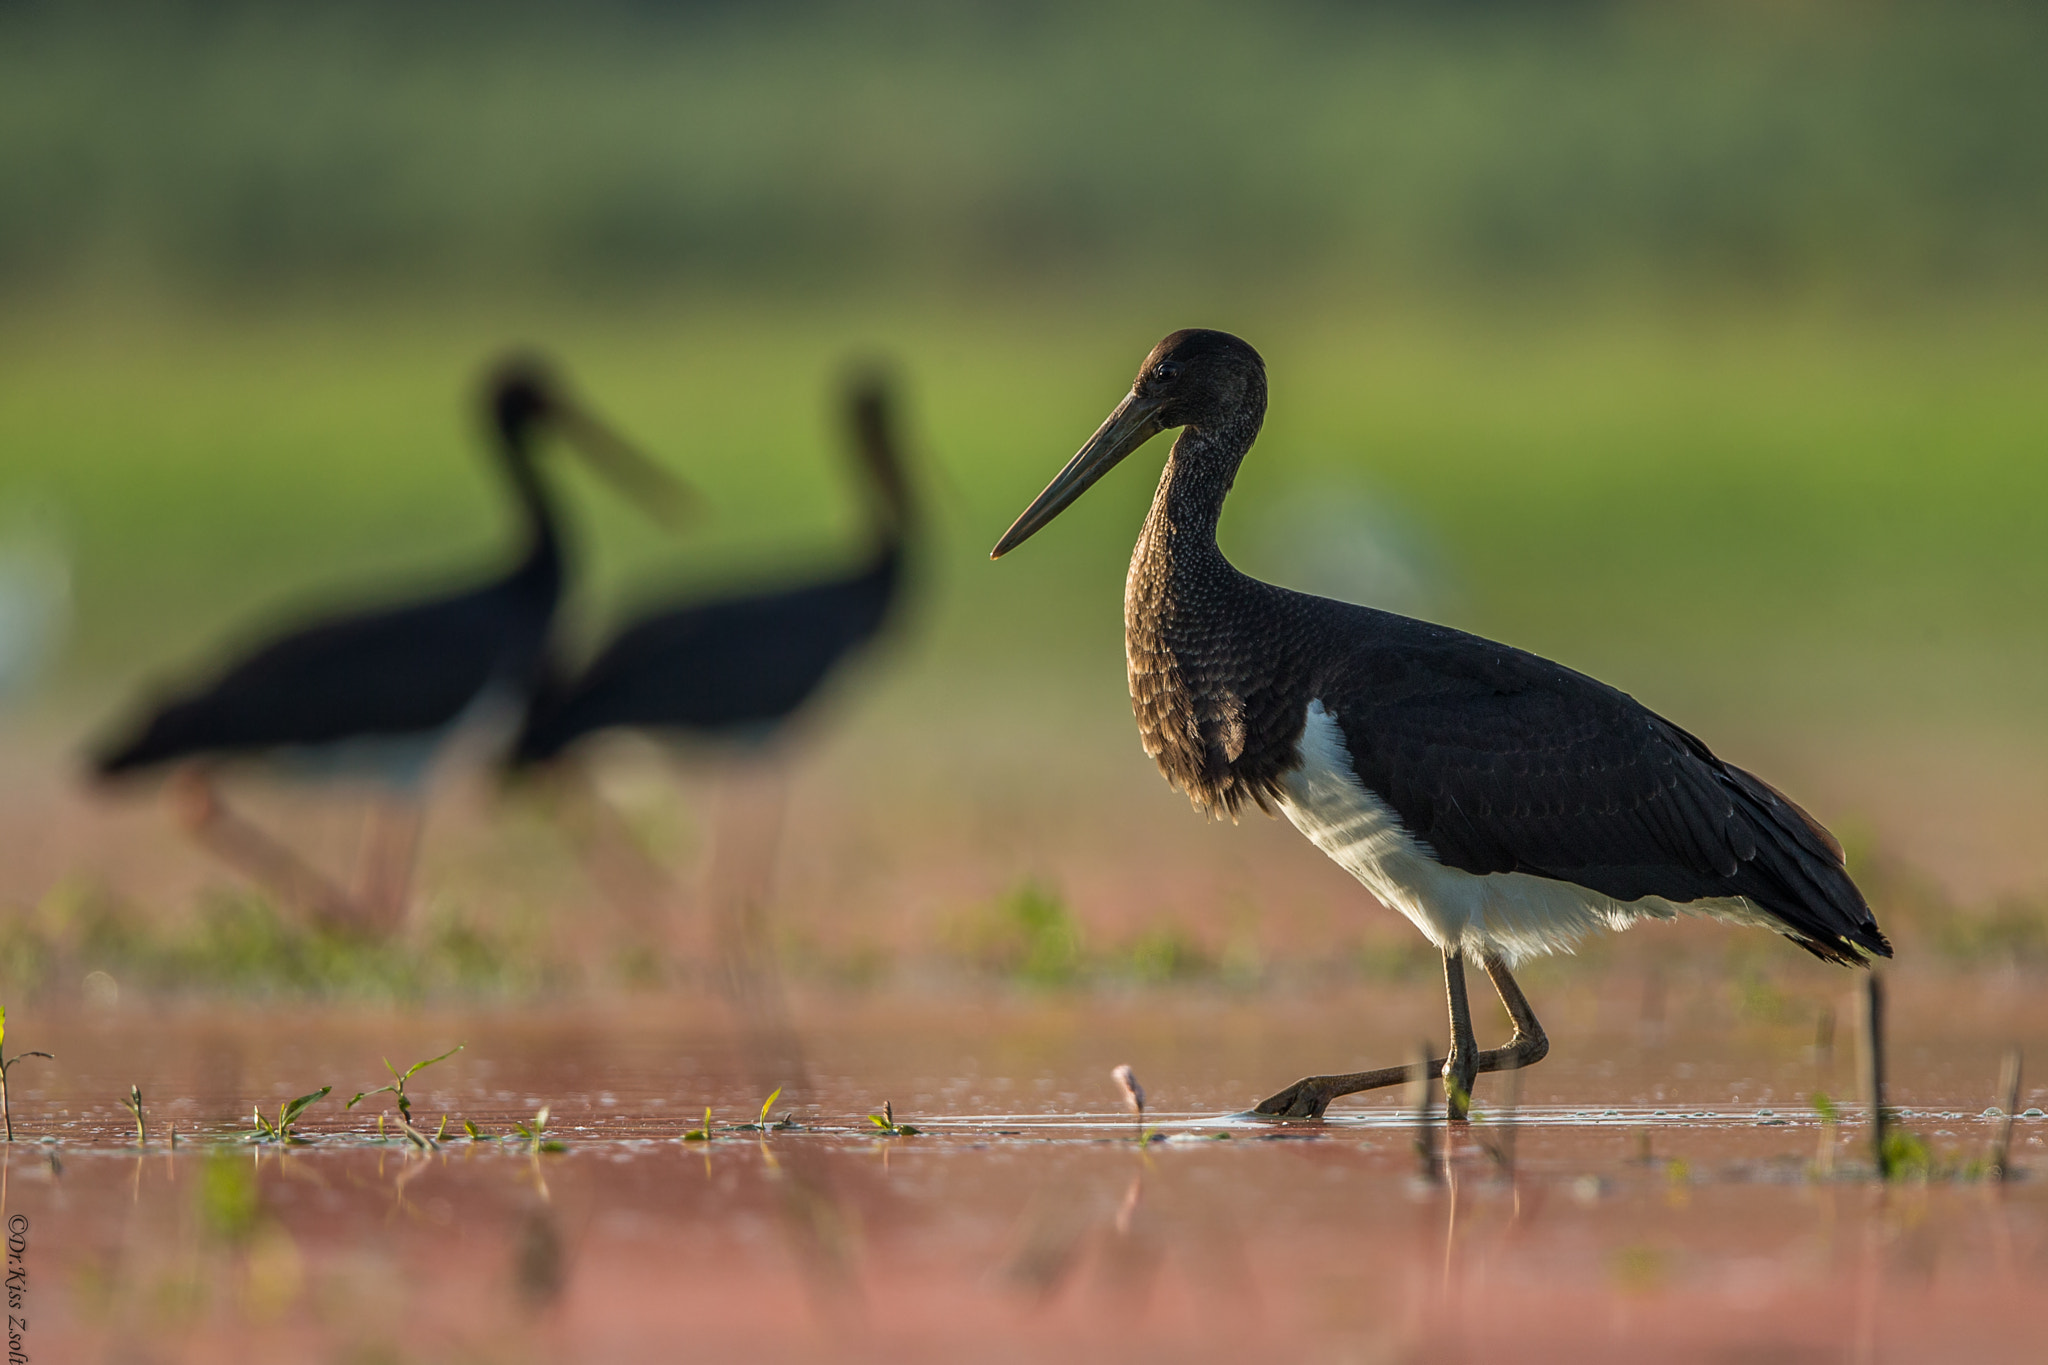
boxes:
[94,577,552,774]
[515,559,897,762]
[1321,607,1888,964]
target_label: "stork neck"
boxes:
[1135,402,1263,583]
[867,460,915,558]
[502,432,563,584]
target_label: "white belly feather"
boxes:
[1277,700,1777,964]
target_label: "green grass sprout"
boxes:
[868,1100,921,1137]
[511,1105,564,1155]
[119,1084,147,1146]
[738,1087,799,1132]
[246,1085,332,1144]
[682,1108,714,1142]
[1880,1126,1933,1181]
[346,1043,464,1126]
[0,1007,56,1143]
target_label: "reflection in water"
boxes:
[1001,1152,1262,1333]
[514,1202,566,1311]
[0,992,2035,1356]
[761,1141,866,1330]
[1001,1181,1098,1302]
[0,1024,2040,1359]
[86,356,691,935]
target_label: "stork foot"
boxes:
[1252,1062,1418,1119]
[1250,953,1550,1121]
[1250,1033,1548,1120]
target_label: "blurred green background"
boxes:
[4,1,2048,949]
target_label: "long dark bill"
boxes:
[989,391,1165,559]
[557,402,700,529]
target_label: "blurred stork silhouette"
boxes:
[513,369,915,767]
[512,367,919,1088]
[90,355,693,934]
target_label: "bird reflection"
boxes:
[89,355,692,934]
[1001,1161,1259,1333]
[511,368,919,1091]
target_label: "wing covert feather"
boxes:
[1316,619,1885,962]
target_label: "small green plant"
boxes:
[246,1086,332,1144]
[951,881,1085,987]
[1121,925,1213,985]
[119,1084,146,1146]
[867,1100,921,1137]
[738,1087,797,1132]
[346,1043,463,1126]
[1879,1125,1933,1180]
[463,1118,485,1140]
[510,1106,564,1155]
[682,1107,714,1141]
[0,1007,55,1142]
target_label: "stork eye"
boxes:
[1150,361,1181,384]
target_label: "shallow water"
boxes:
[6,995,2047,1363]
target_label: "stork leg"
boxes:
[704,755,810,1101]
[168,763,363,932]
[1252,952,1550,1120]
[352,796,422,936]
[550,760,691,947]
[1442,950,1479,1120]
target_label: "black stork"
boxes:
[511,370,915,766]
[992,329,1889,1119]
[510,371,916,1095]
[90,355,692,933]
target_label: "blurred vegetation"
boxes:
[946,879,1229,990]
[0,0,2043,728]
[1851,848,2048,971]
[0,855,2037,1003]
[11,305,2048,745]
[0,880,571,1004]
[3,1,2045,308]
[6,0,2048,956]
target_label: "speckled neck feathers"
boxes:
[1124,370,1312,817]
